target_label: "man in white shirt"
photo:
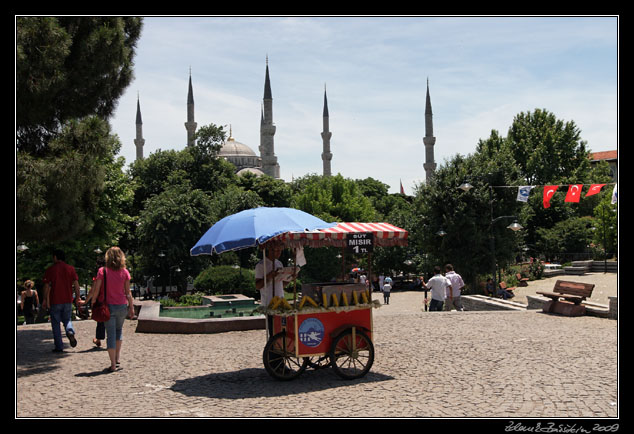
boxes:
[425,266,451,311]
[444,264,465,311]
[255,244,286,308]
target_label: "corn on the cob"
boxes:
[298,296,308,309]
[280,297,292,310]
[268,296,282,310]
[305,295,318,307]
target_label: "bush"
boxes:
[159,292,205,307]
[528,259,544,280]
[193,265,257,298]
[179,292,205,306]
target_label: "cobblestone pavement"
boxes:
[16,274,618,419]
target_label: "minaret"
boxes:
[259,57,280,178]
[184,70,197,147]
[134,94,145,160]
[321,85,332,177]
[423,78,437,184]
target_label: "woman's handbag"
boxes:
[91,268,110,322]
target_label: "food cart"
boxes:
[259,222,408,380]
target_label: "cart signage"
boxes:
[346,232,374,254]
[298,318,325,347]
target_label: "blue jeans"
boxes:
[49,303,75,350]
[105,304,128,349]
[429,298,444,312]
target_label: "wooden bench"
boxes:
[536,280,595,316]
[497,282,515,298]
[516,273,529,287]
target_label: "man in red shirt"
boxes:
[42,250,81,352]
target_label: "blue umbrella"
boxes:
[190,207,336,256]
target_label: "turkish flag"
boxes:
[543,185,558,208]
[565,184,583,203]
[585,183,606,197]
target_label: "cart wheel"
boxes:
[263,332,308,380]
[304,355,332,370]
[329,329,374,380]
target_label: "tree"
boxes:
[592,193,618,259]
[17,17,142,150]
[535,217,594,262]
[412,146,524,289]
[236,172,292,208]
[135,179,216,290]
[16,154,135,286]
[16,17,143,242]
[17,116,123,241]
[498,109,610,251]
[290,174,376,222]
[505,108,591,185]
[128,123,236,215]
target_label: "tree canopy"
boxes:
[16,17,143,242]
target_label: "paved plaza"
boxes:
[16,273,618,420]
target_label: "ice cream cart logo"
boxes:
[298,318,325,347]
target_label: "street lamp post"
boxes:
[169,265,181,294]
[490,214,523,285]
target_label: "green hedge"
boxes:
[193,265,257,299]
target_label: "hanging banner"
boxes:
[585,184,606,197]
[543,185,558,208]
[565,184,583,203]
[516,186,535,202]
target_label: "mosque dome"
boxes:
[218,128,262,173]
[219,136,257,158]
[237,167,265,177]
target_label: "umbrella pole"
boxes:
[263,247,267,297]
[341,247,345,281]
[293,248,298,307]
[263,247,269,339]
[368,252,373,296]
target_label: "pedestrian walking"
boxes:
[420,275,430,311]
[383,275,392,304]
[20,280,39,324]
[42,250,81,352]
[82,247,134,372]
[426,266,450,311]
[444,264,465,311]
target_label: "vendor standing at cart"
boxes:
[255,244,286,308]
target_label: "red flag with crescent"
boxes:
[543,185,558,208]
[565,184,583,203]
[585,184,606,197]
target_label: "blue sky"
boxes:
[109,16,618,194]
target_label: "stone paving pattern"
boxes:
[16,273,618,418]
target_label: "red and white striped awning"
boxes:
[266,222,408,248]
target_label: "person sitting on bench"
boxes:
[496,282,514,299]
